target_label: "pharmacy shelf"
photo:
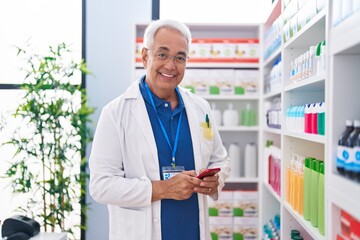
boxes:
[283,74,326,93]
[283,202,325,240]
[202,95,258,100]
[330,11,360,55]
[283,131,326,144]
[284,9,326,49]
[263,127,282,135]
[264,47,281,68]
[263,89,281,100]
[328,174,360,220]
[226,177,259,183]
[264,181,281,203]
[218,126,259,132]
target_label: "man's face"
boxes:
[142,28,188,97]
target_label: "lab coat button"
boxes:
[153,218,159,223]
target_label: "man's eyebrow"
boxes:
[158,46,187,56]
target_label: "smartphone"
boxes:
[196,168,221,179]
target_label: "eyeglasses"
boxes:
[147,49,189,64]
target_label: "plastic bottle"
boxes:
[241,103,256,126]
[312,102,318,134]
[308,46,316,77]
[228,143,241,178]
[291,229,300,239]
[317,102,325,135]
[304,103,312,133]
[223,103,239,126]
[315,42,323,75]
[303,157,313,221]
[244,142,257,178]
[318,161,325,235]
[298,157,304,216]
[286,157,293,203]
[288,155,296,206]
[310,159,320,227]
[354,126,360,182]
[337,120,354,176]
[345,120,360,179]
[292,156,299,211]
[211,103,222,126]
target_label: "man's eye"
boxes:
[157,53,168,59]
[176,56,186,62]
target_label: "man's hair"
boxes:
[143,19,192,54]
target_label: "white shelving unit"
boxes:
[328,1,360,239]
[260,0,331,239]
[261,0,360,238]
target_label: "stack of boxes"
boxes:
[182,69,259,96]
[208,190,258,240]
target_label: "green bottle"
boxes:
[291,229,300,239]
[318,161,325,235]
[303,157,313,221]
[310,160,320,227]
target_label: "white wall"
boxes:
[85,0,151,239]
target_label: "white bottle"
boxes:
[244,143,257,178]
[211,102,222,126]
[228,143,241,178]
[223,103,239,126]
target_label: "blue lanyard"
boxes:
[144,82,183,168]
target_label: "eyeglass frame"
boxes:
[146,48,189,64]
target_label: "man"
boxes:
[89,19,230,240]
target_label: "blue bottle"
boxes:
[337,120,353,176]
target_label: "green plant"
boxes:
[2,43,94,238]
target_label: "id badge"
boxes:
[162,166,185,180]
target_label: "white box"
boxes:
[209,216,233,240]
[233,217,258,240]
[233,190,258,217]
[208,191,234,217]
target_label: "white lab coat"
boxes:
[89,80,231,240]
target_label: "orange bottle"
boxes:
[293,158,299,212]
[298,158,304,215]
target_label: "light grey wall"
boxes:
[85,1,151,239]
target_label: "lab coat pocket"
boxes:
[199,124,214,165]
[110,207,146,240]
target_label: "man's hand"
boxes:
[193,172,219,196]
[152,170,202,201]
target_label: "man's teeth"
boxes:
[162,73,174,77]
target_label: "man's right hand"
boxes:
[151,170,202,201]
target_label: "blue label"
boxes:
[342,150,349,160]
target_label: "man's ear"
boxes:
[142,48,148,69]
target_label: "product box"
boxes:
[234,39,259,62]
[233,190,258,217]
[210,39,236,61]
[135,38,143,63]
[209,69,235,95]
[189,38,212,61]
[208,191,234,217]
[184,69,210,95]
[233,217,258,240]
[234,70,259,95]
[209,216,233,240]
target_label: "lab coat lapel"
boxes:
[126,82,159,177]
[180,89,202,172]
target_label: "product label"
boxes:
[345,148,355,172]
[337,146,350,168]
[354,147,360,173]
